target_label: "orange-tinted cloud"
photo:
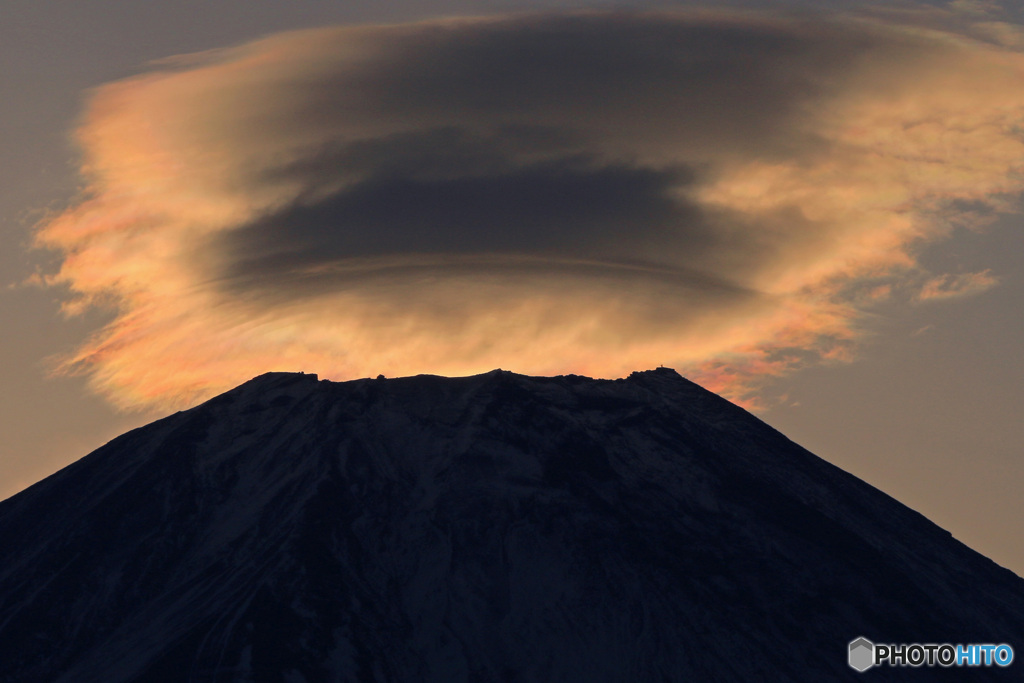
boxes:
[34,10,1024,410]
[917,270,999,301]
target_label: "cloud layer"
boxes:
[36,9,1024,409]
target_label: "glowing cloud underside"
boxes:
[36,10,1024,410]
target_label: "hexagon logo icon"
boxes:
[849,637,875,672]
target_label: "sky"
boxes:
[3,0,1023,574]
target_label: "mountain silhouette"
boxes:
[1,369,1021,681]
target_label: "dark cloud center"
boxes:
[210,12,913,295]
[225,154,705,281]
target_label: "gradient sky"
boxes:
[3,0,1023,575]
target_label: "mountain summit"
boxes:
[1,369,1021,681]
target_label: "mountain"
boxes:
[0,369,1021,682]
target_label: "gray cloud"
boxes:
[228,153,700,285]
[216,12,901,291]
[283,13,889,151]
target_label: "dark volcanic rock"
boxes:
[0,369,1021,681]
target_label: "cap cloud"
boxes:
[34,9,1024,408]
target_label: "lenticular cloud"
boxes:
[35,10,1024,410]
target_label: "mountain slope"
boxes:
[0,369,1021,681]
